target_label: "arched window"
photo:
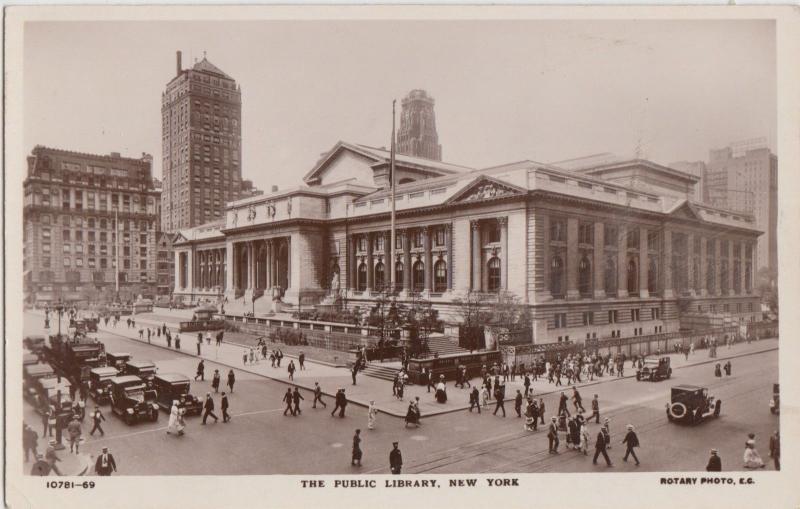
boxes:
[578,256,592,296]
[357,262,367,292]
[627,258,638,295]
[395,262,404,291]
[604,256,617,295]
[487,258,501,292]
[434,260,448,292]
[412,260,425,292]
[374,262,385,291]
[648,257,658,294]
[550,256,564,297]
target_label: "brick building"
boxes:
[23,146,166,306]
[172,140,762,344]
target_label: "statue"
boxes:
[331,272,340,292]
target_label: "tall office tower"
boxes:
[705,139,778,271]
[161,51,243,231]
[397,89,442,161]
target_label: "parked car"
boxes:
[636,357,672,381]
[666,384,721,424]
[89,366,121,404]
[23,353,39,366]
[124,360,158,387]
[38,377,74,415]
[24,363,56,405]
[105,352,131,372]
[152,373,203,415]
[108,376,159,424]
[770,383,779,415]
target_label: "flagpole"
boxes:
[389,99,397,295]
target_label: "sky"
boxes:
[23,19,776,191]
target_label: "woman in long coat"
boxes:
[367,401,378,430]
[167,401,182,436]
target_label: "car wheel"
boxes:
[670,402,687,420]
[714,400,721,417]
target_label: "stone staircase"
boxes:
[424,334,470,356]
[360,363,403,382]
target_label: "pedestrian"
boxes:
[539,398,546,425]
[220,392,231,423]
[94,446,117,476]
[283,388,295,416]
[30,454,51,476]
[351,364,358,386]
[67,414,82,454]
[622,424,640,465]
[593,427,613,467]
[45,442,62,475]
[288,360,296,381]
[202,393,219,424]
[352,429,363,467]
[89,406,106,436]
[572,386,585,412]
[226,369,235,393]
[724,361,732,376]
[547,416,560,454]
[205,331,211,346]
[523,373,531,397]
[706,448,722,471]
[769,431,780,470]
[469,386,481,413]
[167,401,183,436]
[175,334,181,350]
[363,400,378,430]
[195,360,205,381]
[579,422,590,455]
[197,335,202,355]
[292,387,304,415]
[743,439,766,469]
[493,387,506,417]
[147,328,151,343]
[389,442,403,474]
[270,351,276,367]
[166,332,172,348]
[714,363,722,378]
[243,351,248,365]
[514,390,523,418]
[299,352,306,370]
[312,382,327,409]
[23,424,39,462]
[480,385,489,409]
[277,349,283,367]
[211,369,221,393]
[42,405,53,437]
[588,394,600,423]
[332,389,347,417]
[216,331,223,347]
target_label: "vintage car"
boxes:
[23,353,40,366]
[23,363,56,404]
[124,360,158,387]
[89,366,121,404]
[152,373,203,415]
[78,318,99,333]
[105,352,132,372]
[23,335,47,354]
[108,376,160,424]
[636,357,672,381]
[38,377,74,414]
[666,384,721,424]
[770,383,779,415]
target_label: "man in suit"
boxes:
[389,442,403,474]
[588,395,600,423]
[547,416,560,454]
[706,449,722,471]
[312,382,327,409]
[95,447,117,476]
[283,388,295,416]
[514,390,523,418]
[221,392,231,423]
[292,387,304,416]
[202,393,219,424]
[469,386,481,413]
[593,428,613,467]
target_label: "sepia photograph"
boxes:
[4,5,799,509]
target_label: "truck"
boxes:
[45,333,106,386]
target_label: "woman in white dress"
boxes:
[167,401,180,435]
[367,401,378,430]
[743,439,765,468]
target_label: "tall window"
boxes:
[578,256,592,296]
[357,263,367,291]
[627,258,638,295]
[648,257,658,294]
[374,262,385,290]
[487,258,501,292]
[733,260,741,294]
[707,259,716,294]
[578,222,593,245]
[720,260,729,294]
[604,256,617,295]
[434,229,445,247]
[604,225,618,247]
[550,256,564,297]
[395,262,404,291]
[412,261,425,292]
[627,228,640,250]
[745,262,752,293]
[550,219,566,242]
[434,260,448,292]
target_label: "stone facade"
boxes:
[172,141,762,344]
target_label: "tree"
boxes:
[453,292,493,351]
[756,267,778,315]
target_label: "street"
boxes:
[22,311,779,475]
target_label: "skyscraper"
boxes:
[397,89,442,161]
[161,51,243,231]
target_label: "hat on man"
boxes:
[392,441,399,446]
[626,424,634,430]
[710,448,718,454]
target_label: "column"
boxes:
[593,222,605,299]
[349,236,357,290]
[616,224,628,298]
[727,240,735,296]
[384,230,392,292]
[265,240,272,289]
[566,217,579,299]
[246,242,253,289]
[741,242,749,294]
[699,236,707,296]
[366,233,374,292]
[446,223,453,291]
[174,250,182,291]
[403,230,412,292]
[286,237,292,290]
[471,221,481,291]
[225,241,233,293]
[662,229,674,299]
[712,239,721,296]
[423,227,433,292]
[499,217,508,291]
[187,248,194,292]
[639,226,649,298]
[686,233,695,296]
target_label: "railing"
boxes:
[179,319,225,333]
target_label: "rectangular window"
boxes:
[578,222,593,245]
[627,228,640,249]
[647,230,659,251]
[608,310,618,324]
[652,307,660,320]
[604,225,618,247]
[554,313,568,328]
[63,229,70,241]
[435,228,445,247]
[582,312,594,326]
[550,218,566,242]
[630,309,640,321]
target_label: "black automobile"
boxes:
[89,366,121,404]
[152,373,203,415]
[666,384,721,424]
[770,383,779,415]
[108,376,159,424]
[124,360,158,387]
[38,377,74,415]
[636,357,672,382]
[105,352,131,372]
[24,364,56,405]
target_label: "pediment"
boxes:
[447,176,527,204]
[172,232,190,244]
[668,201,703,221]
